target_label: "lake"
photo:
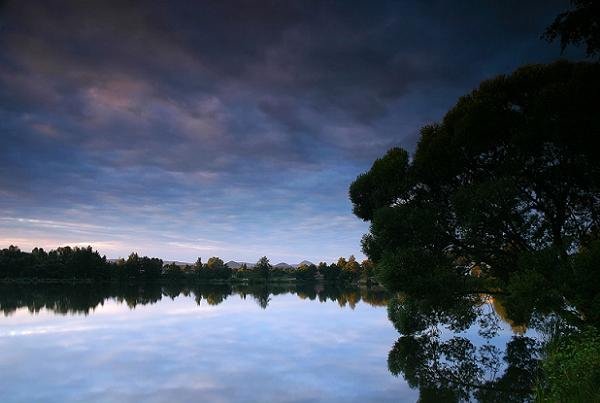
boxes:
[0,284,545,402]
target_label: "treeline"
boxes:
[0,245,375,284]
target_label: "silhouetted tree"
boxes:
[193,257,203,276]
[320,263,341,282]
[141,256,163,280]
[198,257,231,280]
[295,263,317,282]
[350,61,600,290]
[163,263,184,282]
[254,256,272,281]
[544,0,600,58]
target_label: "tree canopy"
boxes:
[350,61,600,289]
[254,256,273,280]
[544,0,600,58]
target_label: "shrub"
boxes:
[536,328,600,402]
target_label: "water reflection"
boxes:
[0,284,406,403]
[0,284,557,402]
[386,293,549,402]
[0,283,388,316]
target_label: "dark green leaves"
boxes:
[349,147,411,221]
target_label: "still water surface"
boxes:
[0,285,542,402]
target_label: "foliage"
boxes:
[569,240,600,325]
[0,245,110,281]
[350,61,600,291]
[254,256,272,281]
[340,255,360,282]
[118,253,164,282]
[0,247,380,287]
[543,0,600,58]
[349,147,411,221]
[197,257,231,280]
[350,56,600,400]
[163,263,185,282]
[536,328,600,402]
[376,248,465,296]
[360,259,374,283]
[295,263,317,282]
[320,262,341,282]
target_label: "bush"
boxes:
[570,241,600,325]
[536,328,600,402]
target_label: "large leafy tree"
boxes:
[544,0,600,58]
[351,61,600,288]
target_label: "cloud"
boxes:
[0,0,576,261]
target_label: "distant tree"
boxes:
[317,262,328,278]
[341,255,361,282]
[164,262,184,282]
[544,0,600,58]
[296,263,317,282]
[254,256,272,281]
[182,264,194,275]
[206,257,226,270]
[139,256,162,280]
[360,259,375,283]
[0,245,110,281]
[321,263,341,282]
[31,247,47,261]
[201,257,232,280]
[193,257,203,276]
[123,252,142,281]
[346,255,359,269]
[0,246,29,278]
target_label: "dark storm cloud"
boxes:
[0,0,576,260]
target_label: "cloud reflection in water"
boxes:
[0,292,414,403]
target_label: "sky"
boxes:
[0,0,577,263]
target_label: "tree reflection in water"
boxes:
[1,283,561,402]
[0,282,389,316]
[386,293,554,402]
